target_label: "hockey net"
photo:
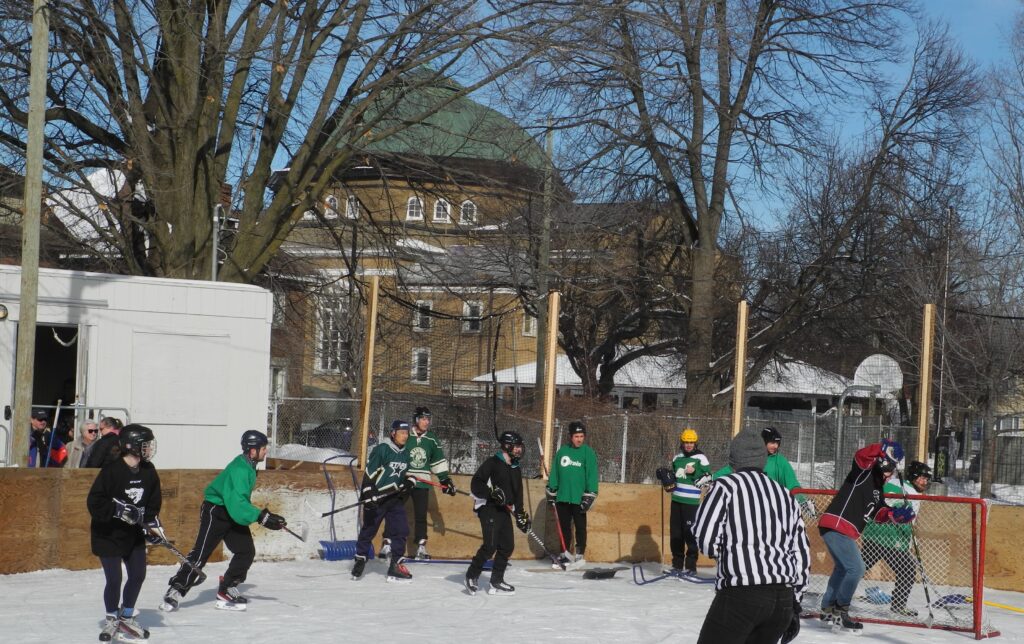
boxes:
[798,488,1000,639]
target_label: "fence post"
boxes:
[540,290,560,480]
[620,411,629,483]
[731,300,749,437]
[269,398,279,447]
[356,276,380,470]
[917,303,936,462]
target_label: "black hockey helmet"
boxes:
[119,424,156,461]
[566,420,586,436]
[499,430,524,452]
[241,430,269,452]
[762,427,783,444]
[908,460,932,480]
[413,406,431,421]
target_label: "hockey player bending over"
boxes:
[87,424,161,643]
[465,431,530,595]
[161,430,286,612]
[692,428,810,644]
[817,438,914,633]
[350,420,416,583]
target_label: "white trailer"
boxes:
[0,266,272,469]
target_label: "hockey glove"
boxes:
[490,486,507,506]
[880,438,904,464]
[800,500,817,519]
[545,487,557,505]
[113,499,144,525]
[891,506,915,524]
[440,478,457,496]
[515,511,531,534]
[580,492,596,512]
[693,473,712,490]
[400,476,417,493]
[143,516,167,545]
[360,484,379,509]
[655,467,675,488]
[258,508,287,531]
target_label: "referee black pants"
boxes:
[697,584,793,644]
[168,501,255,594]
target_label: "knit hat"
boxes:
[729,428,767,471]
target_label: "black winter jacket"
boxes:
[87,459,162,557]
[470,452,525,515]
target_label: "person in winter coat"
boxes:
[161,430,286,612]
[712,427,817,518]
[84,417,124,468]
[350,420,416,582]
[818,439,915,633]
[397,406,456,561]
[465,431,531,595]
[28,408,67,467]
[546,420,599,566]
[67,420,100,469]
[656,427,711,575]
[86,424,161,642]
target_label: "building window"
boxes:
[323,195,340,219]
[315,290,346,373]
[414,300,432,331]
[406,196,424,221]
[346,195,360,219]
[460,200,477,223]
[523,313,537,337]
[463,301,483,333]
[270,366,288,400]
[412,348,431,384]
[433,199,451,222]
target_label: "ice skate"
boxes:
[554,550,572,569]
[831,606,863,635]
[159,587,182,612]
[116,610,149,641]
[98,615,118,642]
[386,557,413,584]
[351,555,367,580]
[216,583,249,611]
[415,539,430,560]
[565,553,586,570]
[488,579,515,595]
[379,538,391,559]
[818,605,834,626]
[464,574,479,595]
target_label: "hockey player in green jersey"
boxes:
[712,427,816,518]
[351,420,417,583]
[396,406,456,560]
[546,421,599,567]
[655,428,711,575]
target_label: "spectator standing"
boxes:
[817,439,913,633]
[161,430,286,612]
[85,417,125,468]
[656,427,711,575]
[692,428,810,644]
[86,424,162,642]
[398,406,456,560]
[546,420,599,567]
[351,420,416,582]
[464,431,530,595]
[28,408,67,467]
[861,460,933,617]
[67,420,100,469]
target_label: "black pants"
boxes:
[356,496,408,561]
[670,502,699,570]
[697,584,794,644]
[862,541,917,608]
[467,505,513,583]
[409,486,430,549]
[99,544,147,614]
[555,502,587,555]
[169,501,255,594]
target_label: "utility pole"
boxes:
[12,0,51,467]
[534,118,553,407]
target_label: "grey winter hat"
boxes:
[729,428,767,471]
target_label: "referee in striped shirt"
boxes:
[692,428,810,644]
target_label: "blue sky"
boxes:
[922,0,1020,67]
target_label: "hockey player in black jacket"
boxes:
[86,424,162,643]
[465,431,531,596]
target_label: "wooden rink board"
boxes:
[1,467,1021,594]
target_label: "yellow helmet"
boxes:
[680,428,698,443]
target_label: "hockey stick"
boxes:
[537,438,570,557]
[43,399,63,467]
[320,489,403,517]
[411,476,471,496]
[895,470,953,628]
[525,526,567,570]
[153,536,207,585]
[282,522,309,542]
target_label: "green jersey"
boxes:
[204,454,261,525]
[406,430,450,489]
[548,443,599,504]
[713,453,807,503]
[364,438,411,494]
[670,449,710,505]
[862,480,915,550]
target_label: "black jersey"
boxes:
[87,459,162,557]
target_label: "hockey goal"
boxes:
[797,488,1000,639]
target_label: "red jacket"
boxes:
[818,443,893,539]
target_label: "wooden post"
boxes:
[12,0,51,467]
[917,303,936,461]
[540,290,560,478]
[730,300,749,437]
[356,276,379,470]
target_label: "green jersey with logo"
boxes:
[548,443,599,503]
[406,430,450,489]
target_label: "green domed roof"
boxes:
[354,76,547,171]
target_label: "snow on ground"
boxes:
[2,558,1022,643]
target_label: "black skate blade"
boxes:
[215,599,248,611]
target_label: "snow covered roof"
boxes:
[46,168,144,251]
[474,353,848,396]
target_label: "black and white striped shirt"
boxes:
[692,469,810,600]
